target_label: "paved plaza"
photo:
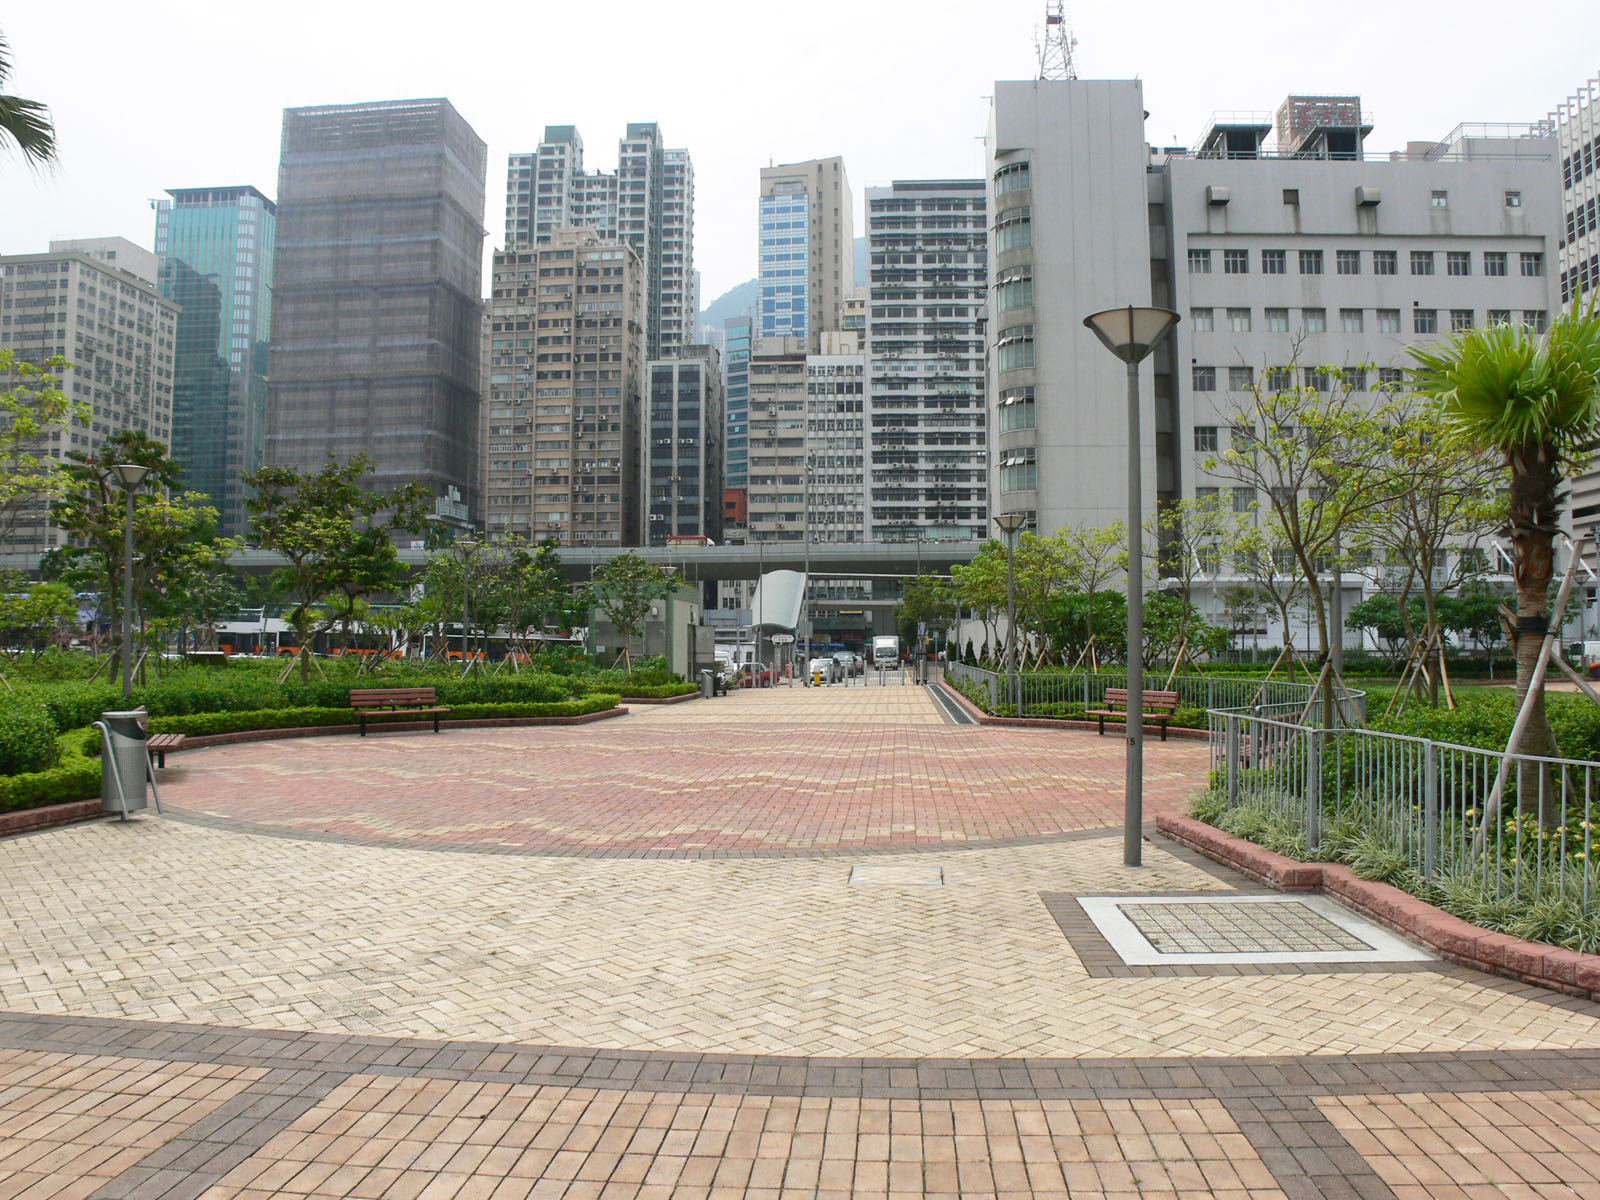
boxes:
[2,681,1599,1198]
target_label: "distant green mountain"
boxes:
[698,237,868,331]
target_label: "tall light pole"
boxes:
[112,464,151,698]
[1084,305,1181,867]
[994,512,1026,715]
[456,538,479,675]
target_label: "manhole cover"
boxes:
[1074,894,1433,966]
[849,864,945,886]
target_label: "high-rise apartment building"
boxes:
[864,180,988,543]
[154,185,276,538]
[986,80,1559,553]
[744,337,808,541]
[757,157,855,350]
[645,345,723,545]
[804,353,867,543]
[484,230,645,546]
[267,99,486,525]
[1552,74,1600,552]
[504,123,693,359]
[723,315,752,490]
[0,239,179,550]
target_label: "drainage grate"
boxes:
[1073,894,1434,967]
[849,864,945,886]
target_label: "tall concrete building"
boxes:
[504,124,694,359]
[267,99,486,527]
[154,185,276,538]
[0,238,179,550]
[757,157,855,349]
[804,352,867,544]
[986,80,1559,558]
[645,345,722,545]
[864,179,988,543]
[744,336,807,541]
[484,229,645,546]
[1552,74,1600,559]
[723,315,752,491]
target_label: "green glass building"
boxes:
[153,185,275,538]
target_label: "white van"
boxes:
[872,635,901,669]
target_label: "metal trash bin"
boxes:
[700,669,715,699]
[98,709,150,814]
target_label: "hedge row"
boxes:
[0,728,101,815]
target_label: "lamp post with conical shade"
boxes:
[1083,305,1181,867]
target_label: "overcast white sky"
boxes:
[4,2,1597,305]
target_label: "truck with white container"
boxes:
[871,634,901,670]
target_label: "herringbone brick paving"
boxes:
[2,681,1598,1197]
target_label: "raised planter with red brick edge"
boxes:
[936,680,1208,739]
[616,691,699,705]
[0,799,103,837]
[1157,812,1600,1002]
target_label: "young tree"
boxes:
[1059,521,1127,668]
[0,30,56,168]
[1409,308,1600,815]
[1012,529,1081,664]
[1219,583,1269,658]
[1149,492,1232,666]
[584,552,676,670]
[0,350,81,545]
[0,576,76,657]
[244,456,431,681]
[949,540,1009,665]
[896,572,959,653]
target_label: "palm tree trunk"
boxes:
[1510,448,1559,824]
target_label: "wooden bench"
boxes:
[1087,688,1181,741]
[348,687,451,736]
[146,732,187,767]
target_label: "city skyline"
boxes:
[4,1,1597,302]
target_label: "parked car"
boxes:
[832,650,863,677]
[806,656,839,684]
[737,661,775,687]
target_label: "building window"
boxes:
[1283,189,1300,206]
[1431,190,1449,207]
[1336,250,1361,275]
[1264,307,1289,333]
[1505,190,1522,207]
[1299,249,1323,275]
[1378,367,1404,388]
[1192,366,1216,392]
[1188,249,1212,274]
[994,161,1031,194]
[996,268,1033,312]
[1303,367,1331,392]
[996,324,1035,370]
[1447,251,1471,276]
[1523,310,1549,332]
[1000,447,1037,493]
[1194,426,1218,452]
[995,208,1032,251]
[998,386,1035,432]
[1192,307,1214,332]
[1227,307,1251,332]
[1224,248,1249,274]
[1377,309,1401,333]
[1228,366,1254,391]
[1450,309,1475,332]
[1262,249,1286,274]
[1265,366,1295,391]
[1340,308,1364,333]
[1410,251,1434,275]
[1373,250,1397,275]
[1414,308,1438,334]
[1487,308,1512,326]
[1232,486,1255,513]
[1302,308,1327,333]
[1484,251,1507,276]
[1521,252,1545,277]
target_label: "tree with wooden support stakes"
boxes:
[583,552,676,671]
[1409,305,1600,831]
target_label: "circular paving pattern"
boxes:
[156,687,1212,857]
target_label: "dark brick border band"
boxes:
[1159,813,1600,1004]
[4,1008,1598,1105]
[0,798,102,836]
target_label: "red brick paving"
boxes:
[157,710,1210,855]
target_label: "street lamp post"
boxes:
[1084,305,1181,868]
[457,539,479,675]
[112,464,151,698]
[994,512,1026,716]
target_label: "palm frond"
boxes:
[0,30,57,166]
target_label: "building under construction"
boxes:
[267,99,486,528]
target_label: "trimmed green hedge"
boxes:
[610,682,699,699]
[145,694,623,737]
[0,700,59,774]
[0,728,100,815]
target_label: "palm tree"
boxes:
[0,29,56,167]
[1408,307,1600,819]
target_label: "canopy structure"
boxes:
[749,570,806,632]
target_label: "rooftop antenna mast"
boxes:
[1036,1,1078,81]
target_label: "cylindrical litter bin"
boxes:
[99,709,150,814]
[700,669,715,699]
